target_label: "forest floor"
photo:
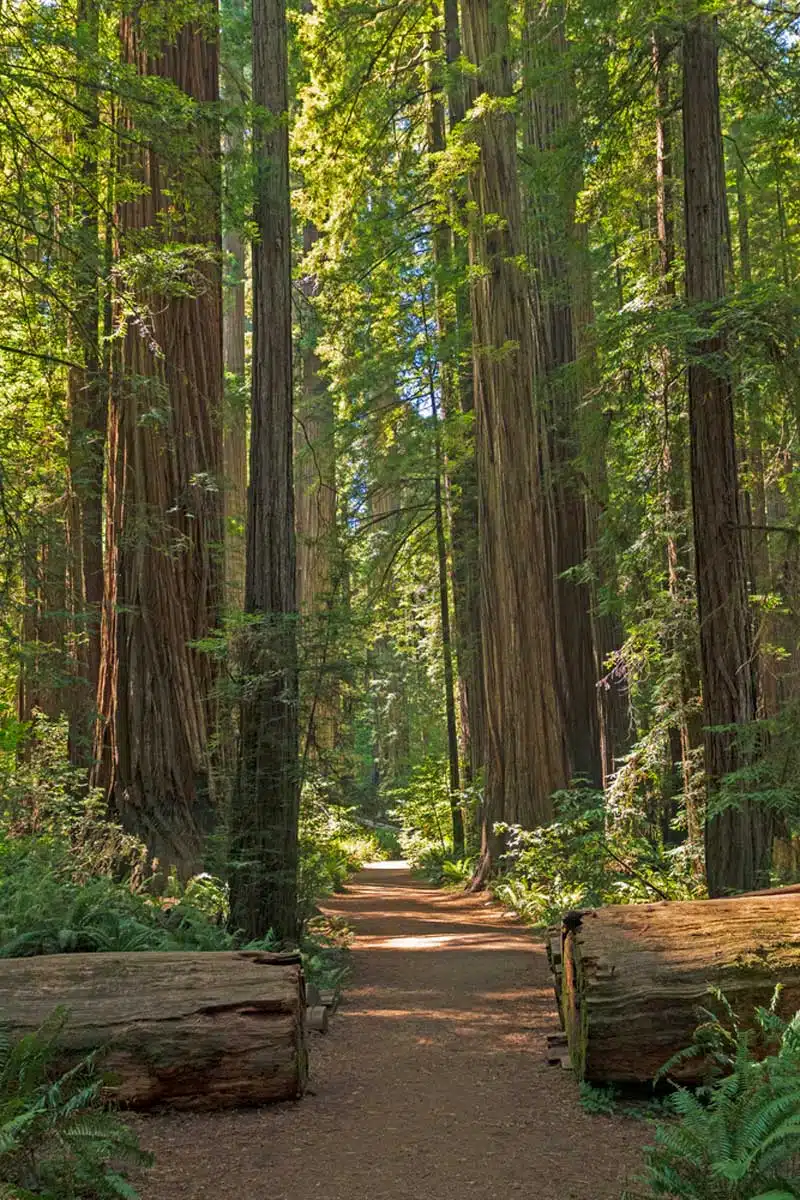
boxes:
[131,864,645,1200]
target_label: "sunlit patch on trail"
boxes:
[382,934,461,948]
[360,860,409,870]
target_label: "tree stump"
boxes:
[0,951,308,1110]
[557,894,800,1085]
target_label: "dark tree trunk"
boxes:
[683,16,772,896]
[461,0,568,876]
[66,0,105,768]
[229,0,300,942]
[222,225,247,612]
[522,0,601,788]
[95,10,224,877]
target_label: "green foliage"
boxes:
[0,728,362,991]
[631,998,800,1200]
[493,789,700,928]
[0,1009,151,1199]
[386,757,474,884]
[297,778,386,925]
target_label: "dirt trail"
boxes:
[133,865,644,1200]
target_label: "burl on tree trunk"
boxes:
[0,951,308,1110]
[550,894,800,1085]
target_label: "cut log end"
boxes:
[553,894,800,1086]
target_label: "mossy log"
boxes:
[0,951,308,1110]
[557,894,800,1085]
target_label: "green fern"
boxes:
[0,1009,151,1199]
[638,996,800,1200]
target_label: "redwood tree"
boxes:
[461,0,568,875]
[229,0,300,941]
[96,5,224,876]
[522,0,601,787]
[683,15,772,895]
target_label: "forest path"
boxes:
[134,865,643,1200]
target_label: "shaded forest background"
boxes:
[2,0,800,943]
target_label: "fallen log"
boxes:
[0,951,308,1110]
[558,893,800,1085]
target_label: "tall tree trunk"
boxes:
[222,225,247,611]
[522,0,601,787]
[296,223,339,761]
[229,0,299,941]
[96,8,224,877]
[66,0,105,767]
[683,15,772,896]
[432,4,485,796]
[461,0,568,877]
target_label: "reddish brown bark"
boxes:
[523,0,601,787]
[96,12,224,876]
[461,0,568,871]
[229,0,299,941]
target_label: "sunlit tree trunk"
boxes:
[462,0,568,879]
[522,0,601,787]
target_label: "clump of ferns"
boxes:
[0,1007,151,1199]
[626,986,800,1200]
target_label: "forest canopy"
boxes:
[1,0,800,938]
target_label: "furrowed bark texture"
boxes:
[523,0,601,787]
[229,0,300,942]
[0,952,307,1109]
[96,12,223,876]
[461,0,568,861]
[683,16,771,895]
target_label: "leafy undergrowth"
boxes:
[621,993,800,1200]
[0,1009,151,1200]
[492,788,703,928]
[0,721,380,991]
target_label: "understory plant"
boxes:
[388,757,476,881]
[627,992,800,1200]
[0,720,366,989]
[0,1008,151,1199]
[493,788,701,928]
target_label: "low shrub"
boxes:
[0,1008,151,1199]
[493,788,700,928]
[626,992,800,1200]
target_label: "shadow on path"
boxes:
[134,866,643,1200]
